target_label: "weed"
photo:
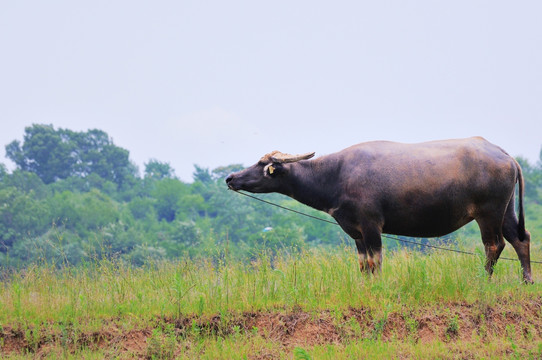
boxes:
[12,282,22,320]
[347,317,363,339]
[523,324,534,342]
[231,325,241,338]
[147,324,177,359]
[250,326,259,336]
[197,295,205,316]
[371,318,386,340]
[190,319,201,338]
[404,313,419,343]
[370,304,392,340]
[506,324,517,340]
[23,321,42,353]
[446,315,459,340]
[478,313,488,340]
[294,346,312,360]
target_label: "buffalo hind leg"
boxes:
[502,200,533,283]
[476,217,506,278]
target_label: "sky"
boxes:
[1,1,541,182]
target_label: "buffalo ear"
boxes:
[264,163,283,177]
[263,163,275,176]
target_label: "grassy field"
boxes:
[1,243,542,359]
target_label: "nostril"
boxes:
[225,175,233,184]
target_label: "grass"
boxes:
[1,245,539,323]
[1,244,542,358]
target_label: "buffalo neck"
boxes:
[278,159,338,213]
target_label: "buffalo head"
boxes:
[225,151,315,193]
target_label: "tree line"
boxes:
[1,124,541,268]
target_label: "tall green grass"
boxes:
[2,243,542,359]
[1,244,540,329]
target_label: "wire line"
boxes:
[232,190,542,265]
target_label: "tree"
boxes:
[144,159,176,180]
[151,179,190,222]
[128,197,156,220]
[192,165,212,183]
[6,124,75,183]
[212,164,244,180]
[516,156,540,202]
[47,189,120,237]
[0,187,51,252]
[0,164,7,181]
[5,124,138,186]
[3,170,49,199]
[69,128,138,186]
[193,164,244,183]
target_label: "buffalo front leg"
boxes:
[354,239,383,275]
[362,227,382,274]
[354,239,370,274]
[359,226,383,274]
[339,219,382,275]
[368,246,383,274]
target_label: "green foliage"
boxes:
[48,189,119,233]
[6,124,75,183]
[0,186,50,250]
[294,347,312,360]
[516,156,542,202]
[212,164,244,180]
[145,159,176,180]
[193,165,213,183]
[147,324,177,359]
[5,124,137,185]
[151,178,190,222]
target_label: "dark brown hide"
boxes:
[225,137,532,282]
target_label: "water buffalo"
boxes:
[226,137,532,283]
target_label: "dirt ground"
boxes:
[2,298,542,358]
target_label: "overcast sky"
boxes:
[1,1,541,181]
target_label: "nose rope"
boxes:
[232,190,542,265]
[233,190,338,225]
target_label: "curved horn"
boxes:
[270,151,315,163]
